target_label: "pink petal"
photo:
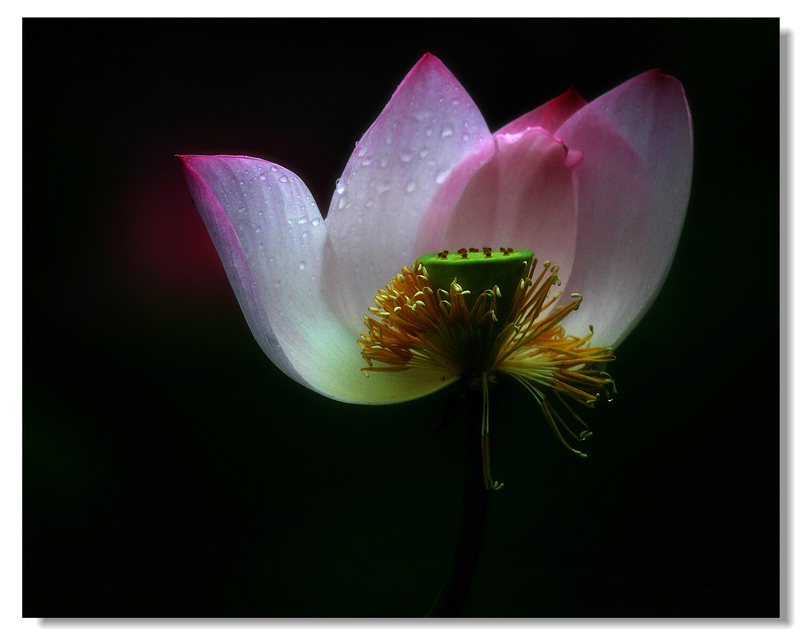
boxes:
[179,155,458,403]
[497,86,587,136]
[416,127,580,287]
[325,53,495,312]
[554,70,693,348]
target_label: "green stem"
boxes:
[426,388,490,617]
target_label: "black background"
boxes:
[24,18,780,617]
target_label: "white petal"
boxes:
[417,128,579,289]
[555,71,693,349]
[180,155,457,403]
[325,53,494,314]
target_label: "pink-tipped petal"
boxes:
[325,53,495,312]
[554,70,693,349]
[417,127,579,287]
[497,86,588,136]
[179,155,458,403]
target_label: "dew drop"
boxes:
[297,217,308,224]
[399,150,413,162]
[259,173,267,181]
[463,134,470,141]
[435,168,451,184]
[338,197,346,209]
[311,218,320,226]
[419,148,430,158]
[270,165,278,172]
[361,157,372,166]
[405,180,417,193]
[279,175,288,183]
[357,146,367,157]
[441,124,454,138]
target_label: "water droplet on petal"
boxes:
[297,217,308,225]
[435,168,451,184]
[338,197,346,209]
[259,173,267,181]
[361,157,372,166]
[399,150,413,162]
[451,98,460,106]
[311,218,320,226]
[419,148,430,158]
[441,124,454,138]
[279,175,288,183]
[406,180,416,193]
[270,165,278,172]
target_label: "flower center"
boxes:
[417,247,533,325]
[358,247,615,490]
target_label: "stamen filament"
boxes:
[359,252,616,485]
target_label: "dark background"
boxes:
[23,18,780,617]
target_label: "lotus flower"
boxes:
[179,53,692,489]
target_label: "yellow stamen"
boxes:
[359,249,615,489]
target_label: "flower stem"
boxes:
[426,387,490,617]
